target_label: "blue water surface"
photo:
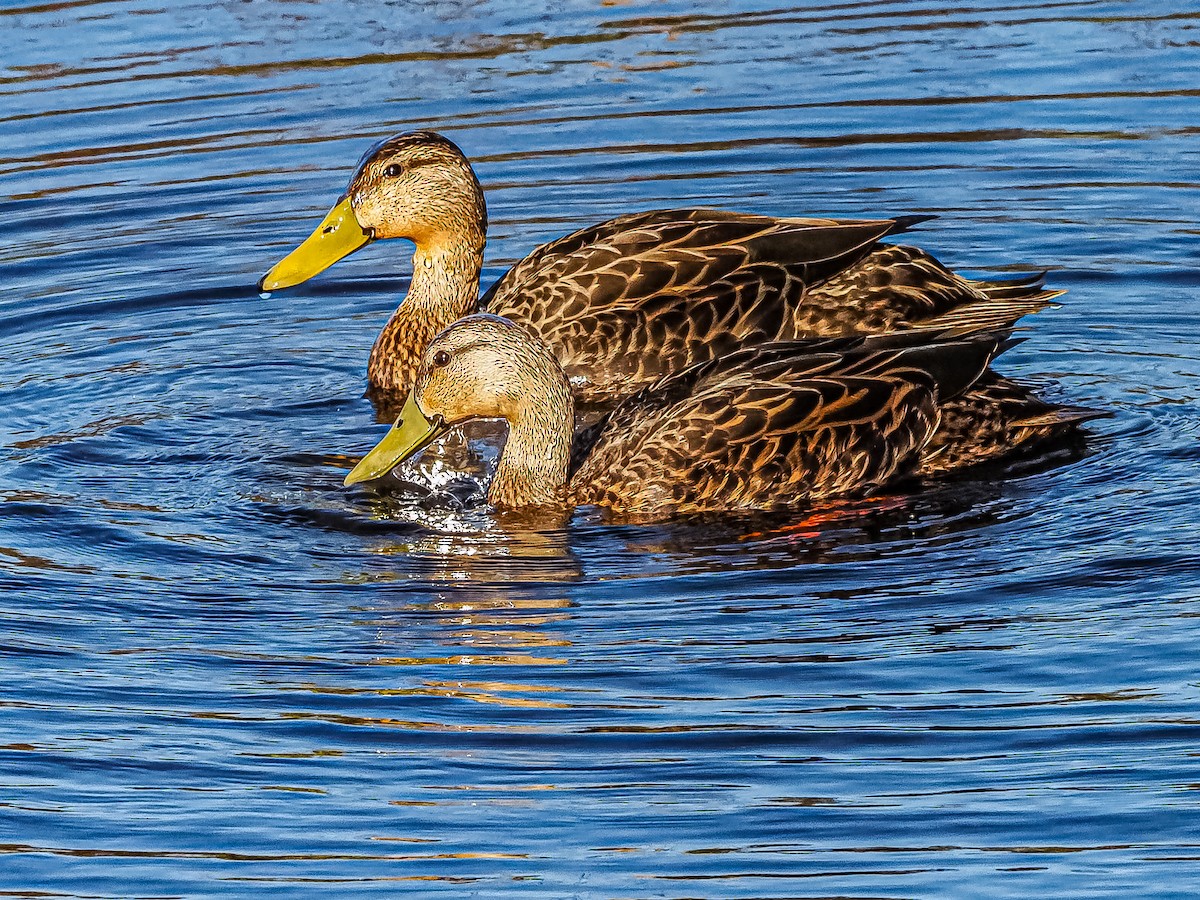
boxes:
[2,0,1200,896]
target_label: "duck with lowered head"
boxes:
[341,315,1089,519]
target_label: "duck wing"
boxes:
[483,209,916,402]
[569,330,1004,515]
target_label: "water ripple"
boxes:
[3,0,1200,896]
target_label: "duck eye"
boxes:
[432,350,451,368]
[384,163,404,178]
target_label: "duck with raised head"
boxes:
[342,315,1093,518]
[260,131,1064,403]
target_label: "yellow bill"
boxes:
[344,393,450,486]
[259,196,373,292]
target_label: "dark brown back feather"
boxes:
[478,209,1049,402]
[569,331,1006,514]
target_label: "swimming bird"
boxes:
[343,315,1053,518]
[260,131,1063,403]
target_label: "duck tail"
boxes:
[969,269,1059,298]
[913,289,1062,332]
[919,374,1109,477]
[887,213,938,236]
[1012,404,1113,428]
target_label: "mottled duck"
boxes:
[261,131,1063,405]
[342,316,1100,517]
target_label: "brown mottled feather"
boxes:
[803,244,1063,334]
[918,372,1110,476]
[566,329,1004,515]
[480,210,1034,402]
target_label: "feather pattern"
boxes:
[918,372,1110,476]
[569,330,1002,514]
[481,209,1060,403]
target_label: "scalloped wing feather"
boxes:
[572,373,940,515]
[564,328,1011,514]
[479,211,1052,402]
[482,211,913,396]
[802,244,1061,333]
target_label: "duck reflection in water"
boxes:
[339,524,578,716]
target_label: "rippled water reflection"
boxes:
[4,0,1200,896]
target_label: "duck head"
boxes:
[344,315,555,486]
[259,131,487,292]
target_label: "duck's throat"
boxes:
[489,389,575,510]
[368,242,483,393]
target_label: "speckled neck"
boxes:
[367,238,484,393]
[489,368,575,509]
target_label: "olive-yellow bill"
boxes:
[344,393,449,486]
[259,197,373,292]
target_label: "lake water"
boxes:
[3,0,1200,896]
